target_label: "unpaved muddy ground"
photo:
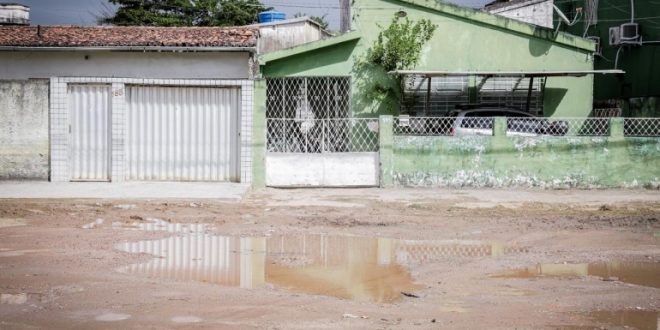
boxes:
[0,188,658,329]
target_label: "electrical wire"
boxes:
[614,46,623,69]
[630,0,635,23]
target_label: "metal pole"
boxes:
[322,119,326,153]
[425,76,432,116]
[526,77,534,113]
[340,0,351,33]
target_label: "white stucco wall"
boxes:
[265,153,380,187]
[0,51,251,80]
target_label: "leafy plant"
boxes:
[358,15,436,114]
[368,15,436,72]
[294,12,330,30]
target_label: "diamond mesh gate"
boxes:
[265,77,379,187]
[266,77,372,154]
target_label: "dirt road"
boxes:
[0,188,658,329]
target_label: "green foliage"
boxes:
[309,15,330,30]
[101,0,271,27]
[368,15,436,72]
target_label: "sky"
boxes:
[17,0,492,28]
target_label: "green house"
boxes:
[257,0,598,120]
[251,0,660,190]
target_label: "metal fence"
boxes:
[624,118,660,137]
[506,117,610,136]
[266,77,350,120]
[394,117,660,137]
[394,116,492,136]
[267,118,379,153]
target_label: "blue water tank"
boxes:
[258,11,286,23]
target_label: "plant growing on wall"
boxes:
[294,12,330,30]
[368,15,436,72]
[358,14,436,114]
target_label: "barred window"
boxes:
[401,76,544,116]
[401,75,469,115]
[478,77,544,115]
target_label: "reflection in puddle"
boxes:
[116,219,527,303]
[493,262,660,289]
[112,218,212,233]
[583,310,659,330]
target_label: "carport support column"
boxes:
[493,117,507,136]
[111,83,126,182]
[379,115,394,188]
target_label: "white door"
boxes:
[126,86,240,181]
[69,85,111,181]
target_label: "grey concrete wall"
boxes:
[0,79,49,180]
[0,51,251,80]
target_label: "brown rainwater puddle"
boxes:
[586,310,659,329]
[558,310,660,329]
[115,219,527,303]
[492,261,660,288]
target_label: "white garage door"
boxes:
[126,86,240,181]
[68,84,111,181]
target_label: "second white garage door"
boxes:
[126,86,240,181]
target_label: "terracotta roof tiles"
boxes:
[0,25,258,48]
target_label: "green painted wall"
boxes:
[262,0,595,118]
[385,116,660,188]
[391,135,660,188]
[557,0,660,102]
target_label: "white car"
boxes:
[451,109,568,137]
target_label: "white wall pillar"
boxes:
[111,83,126,182]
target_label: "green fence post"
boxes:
[379,115,394,188]
[251,79,267,189]
[609,117,625,139]
[493,117,507,136]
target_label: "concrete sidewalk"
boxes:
[0,181,249,200]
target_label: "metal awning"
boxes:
[390,69,625,77]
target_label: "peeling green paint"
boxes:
[392,135,660,188]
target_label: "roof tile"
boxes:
[0,25,258,48]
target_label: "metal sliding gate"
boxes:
[126,86,240,182]
[68,84,111,181]
[265,77,379,187]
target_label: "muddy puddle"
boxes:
[558,310,660,329]
[586,310,659,329]
[492,261,660,289]
[115,219,527,303]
